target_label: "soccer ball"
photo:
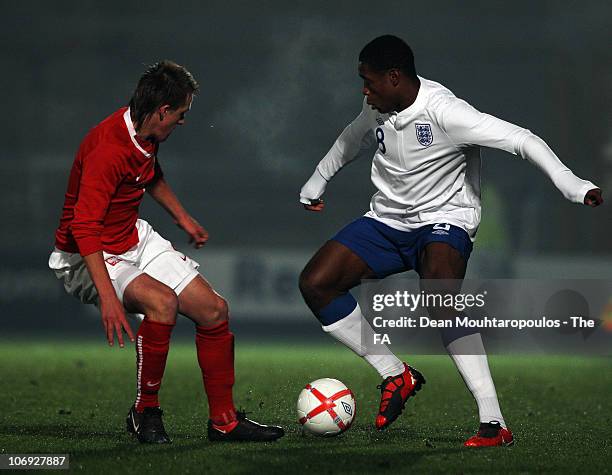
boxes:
[297,378,356,436]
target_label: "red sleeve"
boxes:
[71,147,124,256]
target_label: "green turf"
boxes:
[0,342,610,474]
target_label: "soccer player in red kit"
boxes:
[49,61,284,444]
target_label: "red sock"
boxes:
[196,321,236,425]
[134,318,174,412]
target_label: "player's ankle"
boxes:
[210,409,237,426]
[135,402,161,413]
[211,419,239,432]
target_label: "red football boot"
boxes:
[464,421,514,447]
[375,363,425,430]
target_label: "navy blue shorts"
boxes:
[331,217,473,278]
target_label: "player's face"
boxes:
[154,95,193,142]
[359,62,397,114]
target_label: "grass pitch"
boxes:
[0,341,610,474]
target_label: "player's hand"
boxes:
[99,295,134,348]
[584,188,603,207]
[302,198,325,212]
[176,215,209,248]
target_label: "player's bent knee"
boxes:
[420,258,463,280]
[420,266,457,280]
[298,271,311,298]
[150,288,179,324]
[299,269,326,303]
[208,296,229,325]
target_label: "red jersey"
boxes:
[54,107,163,256]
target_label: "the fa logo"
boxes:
[415,123,433,147]
[376,116,384,126]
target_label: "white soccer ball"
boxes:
[297,378,356,437]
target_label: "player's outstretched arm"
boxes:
[82,252,134,348]
[437,97,602,206]
[147,176,209,248]
[518,134,602,206]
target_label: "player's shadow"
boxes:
[354,425,465,445]
[1,423,467,471]
[0,424,207,457]
[0,424,119,440]
[425,435,468,443]
[215,443,465,473]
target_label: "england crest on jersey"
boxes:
[415,123,433,147]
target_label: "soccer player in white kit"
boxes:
[298,35,603,447]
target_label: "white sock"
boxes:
[322,303,404,379]
[446,333,506,428]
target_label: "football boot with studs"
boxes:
[126,405,171,444]
[375,363,425,430]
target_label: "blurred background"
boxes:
[1,0,610,338]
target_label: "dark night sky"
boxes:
[1,0,610,254]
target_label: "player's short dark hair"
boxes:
[359,35,417,80]
[129,60,199,127]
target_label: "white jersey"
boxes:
[313,76,597,239]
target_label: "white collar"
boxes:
[123,108,152,158]
[394,76,428,130]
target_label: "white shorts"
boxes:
[49,219,200,317]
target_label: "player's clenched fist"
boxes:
[584,188,603,207]
[303,199,325,212]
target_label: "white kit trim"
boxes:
[123,108,152,158]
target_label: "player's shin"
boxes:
[196,321,237,425]
[445,332,506,427]
[135,318,175,412]
[319,296,404,378]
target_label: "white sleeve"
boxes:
[518,135,597,203]
[437,97,598,204]
[316,98,375,180]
